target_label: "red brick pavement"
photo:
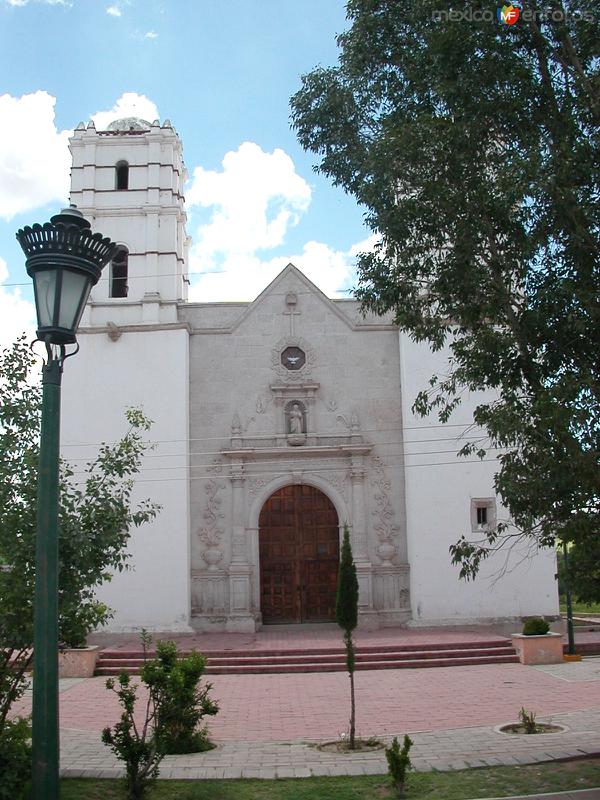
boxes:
[13,662,600,742]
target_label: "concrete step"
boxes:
[95,638,511,661]
[95,639,518,676]
[97,645,516,669]
[95,653,519,676]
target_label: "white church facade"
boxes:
[60,117,559,633]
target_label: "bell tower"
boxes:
[69,116,190,325]
[62,116,193,633]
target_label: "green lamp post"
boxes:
[16,205,115,800]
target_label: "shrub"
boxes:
[386,734,413,796]
[522,617,550,635]
[142,640,218,754]
[0,647,32,800]
[0,717,31,800]
[101,632,219,798]
[519,706,538,734]
[102,672,162,800]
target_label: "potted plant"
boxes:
[56,604,108,678]
[511,617,563,665]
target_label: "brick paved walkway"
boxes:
[12,658,600,783]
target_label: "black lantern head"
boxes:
[16,205,116,345]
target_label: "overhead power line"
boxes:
[59,421,488,450]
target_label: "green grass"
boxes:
[560,600,600,614]
[61,758,600,799]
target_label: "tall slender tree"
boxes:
[336,524,359,749]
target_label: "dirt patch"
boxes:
[497,722,566,735]
[316,738,385,753]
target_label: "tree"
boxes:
[558,539,600,605]
[0,336,160,751]
[291,0,599,574]
[336,524,359,749]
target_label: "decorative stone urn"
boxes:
[57,645,100,678]
[203,546,224,571]
[377,541,396,566]
[511,632,564,665]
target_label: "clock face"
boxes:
[281,346,306,371]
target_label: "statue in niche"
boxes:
[288,402,304,434]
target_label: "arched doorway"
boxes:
[259,484,339,624]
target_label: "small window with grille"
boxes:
[110,247,129,298]
[471,498,496,532]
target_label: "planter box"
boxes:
[58,646,99,678]
[511,633,563,665]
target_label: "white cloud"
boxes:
[106,4,121,16]
[0,91,71,221]
[187,142,311,268]
[188,237,368,303]
[0,258,36,350]
[184,142,376,302]
[348,233,380,257]
[91,92,160,130]
[144,30,158,39]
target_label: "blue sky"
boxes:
[0,0,373,345]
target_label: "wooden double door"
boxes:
[259,485,339,624]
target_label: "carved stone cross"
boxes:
[283,291,301,336]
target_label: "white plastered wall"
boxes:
[399,334,559,624]
[60,326,191,631]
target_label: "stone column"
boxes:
[227,463,255,632]
[350,456,374,620]
[230,468,246,564]
[350,459,369,561]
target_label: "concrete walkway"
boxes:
[12,657,600,788]
[57,706,600,780]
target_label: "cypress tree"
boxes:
[336,524,359,748]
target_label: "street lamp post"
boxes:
[562,541,576,656]
[16,206,115,800]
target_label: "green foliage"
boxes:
[385,735,413,797]
[0,336,159,650]
[336,525,359,636]
[0,336,160,741]
[102,633,219,798]
[519,707,539,734]
[102,629,159,799]
[522,617,550,636]
[58,406,159,647]
[102,672,162,800]
[336,525,359,749]
[0,647,31,741]
[0,717,31,800]
[291,1,600,576]
[142,640,218,755]
[558,540,600,605]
